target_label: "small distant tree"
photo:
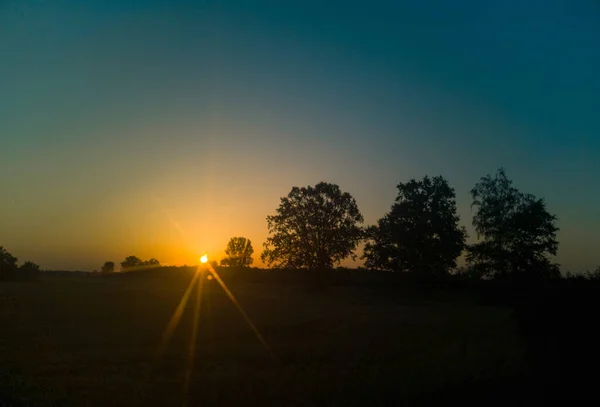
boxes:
[101,261,115,274]
[0,246,18,281]
[363,176,467,275]
[467,168,559,280]
[121,256,143,271]
[221,237,254,267]
[19,261,40,280]
[261,182,364,270]
[143,258,160,267]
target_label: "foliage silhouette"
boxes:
[587,266,600,280]
[120,256,160,271]
[467,168,559,280]
[261,182,364,270]
[101,261,115,274]
[19,261,40,280]
[363,175,467,274]
[0,246,18,281]
[143,258,160,267]
[565,266,600,281]
[121,256,143,270]
[0,247,40,281]
[220,237,254,267]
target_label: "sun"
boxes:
[200,254,208,264]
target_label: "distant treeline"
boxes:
[0,246,40,281]
[3,168,599,282]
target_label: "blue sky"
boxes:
[1,0,599,271]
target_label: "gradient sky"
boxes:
[1,0,599,272]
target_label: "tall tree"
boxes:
[120,256,143,270]
[261,182,364,270]
[221,237,254,267]
[363,176,467,274]
[468,168,559,279]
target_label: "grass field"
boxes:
[1,268,529,406]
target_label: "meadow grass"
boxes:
[1,269,527,406]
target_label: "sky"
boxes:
[1,0,599,272]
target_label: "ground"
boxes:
[1,269,528,406]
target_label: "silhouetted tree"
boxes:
[590,266,600,280]
[0,246,18,281]
[220,237,254,267]
[121,256,143,270]
[19,261,40,280]
[143,258,160,267]
[261,182,364,270]
[363,176,467,275]
[467,168,559,280]
[101,261,115,274]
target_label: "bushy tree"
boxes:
[261,182,364,270]
[363,176,467,275]
[467,168,559,280]
[1,248,41,281]
[19,261,40,280]
[586,266,600,280]
[220,237,254,267]
[121,256,143,270]
[101,261,115,274]
[0,246,18,281]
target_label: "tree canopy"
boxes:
[363,176,467,274]
[101,261,115,274]
[0,246,18,281]
[143,258,160,267]
[1,247,40,281]
[120,256,143,270]
[120,256,161,271]
[221,237,254,267]
[261,182,364,270]
[19,261,40,279]
[467,168,559,280]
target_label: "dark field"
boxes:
[1,269,537,406]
